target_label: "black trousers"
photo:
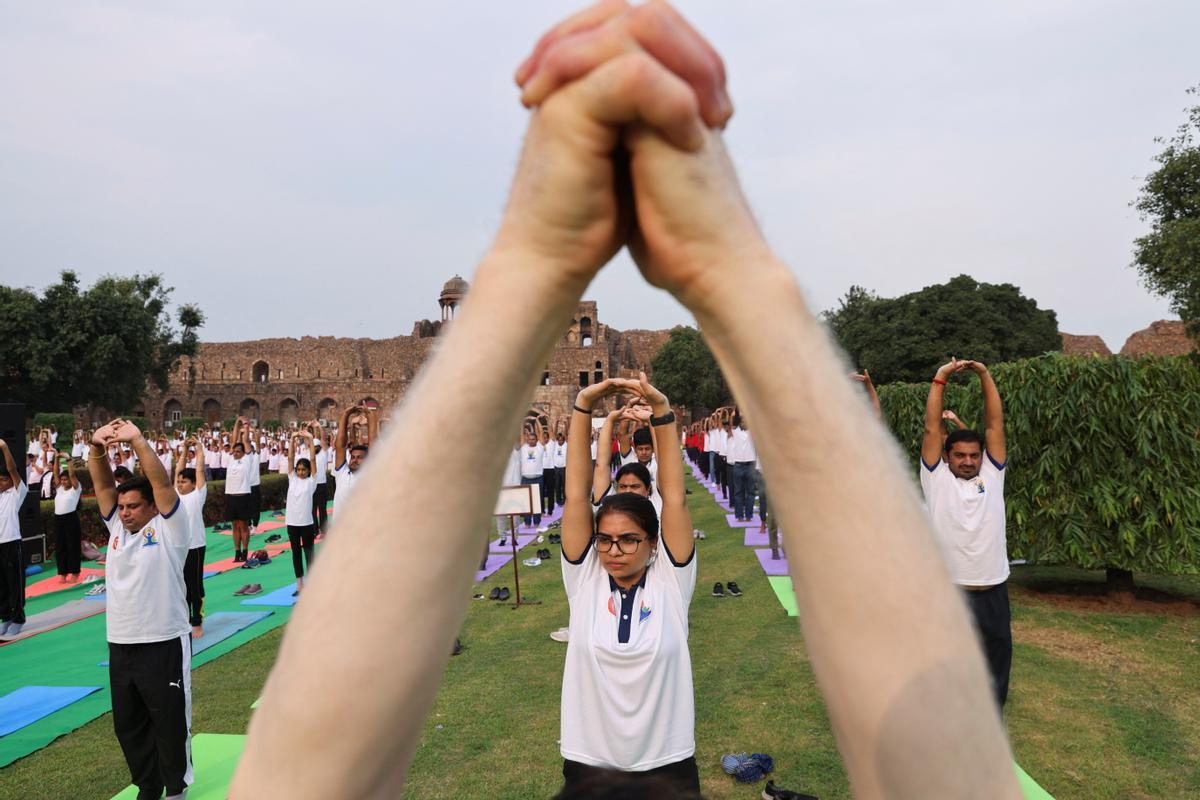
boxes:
[555,466,566,506]
[109,635,192,798]
[715,454,729,498]
[560,756,699,797]
[54,510,83,576]
[250,484,262,526]
[312,483,329,532]
[963,582,1013,709]
[287,524,316,578]
[698,451,709,479]
[0,539,25,625]
[542,468,557,514]
[183,547,206,627]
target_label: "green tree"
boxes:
[823,274,1061,384]
[1132,85,1200,351]
[0,271,204,412]
[649,325,729,414]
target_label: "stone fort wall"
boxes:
[142,297,673,430]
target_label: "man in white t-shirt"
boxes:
[0,439,28,635]
[727,414,757,521]
[333,405,377,520]
[307,423,330,534]
[518,425,545,527]
[553,428,568,507]
[87,419,193,800]
[176,437,208,638]
[919,357,1011,709]
[225,419,254,562]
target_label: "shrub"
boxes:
[878,354,1200,586]
[31,412,78,436]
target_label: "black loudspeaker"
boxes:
[0,402,22,472]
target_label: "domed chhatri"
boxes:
[439,275,469,321]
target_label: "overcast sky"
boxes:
[2,1,1194,352]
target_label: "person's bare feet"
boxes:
[193,625,204,639]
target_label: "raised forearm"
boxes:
[691,263,1018,797]
[235,254,590,799]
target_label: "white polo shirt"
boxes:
[560,539,697,770]
[178,485,208,549]
[286,470,316,526]
[0,480,28,544]
[727,428,757,463]
[313,448,329,486]
[553,442,568,469]
[102,499,191,644]
[54,484,82,515]
[919,455,1010,587]
[225,455,251,495]
[542,440,557,470]
[248,452,261,488]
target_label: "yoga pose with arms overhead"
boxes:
[236,3,1019,797]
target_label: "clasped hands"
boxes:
[495,0,776,311]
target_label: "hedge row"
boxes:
[877,353,1200,575]
[36,473,335,555]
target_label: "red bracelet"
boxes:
[932,378,947,386]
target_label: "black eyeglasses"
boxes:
[593,534,646,554]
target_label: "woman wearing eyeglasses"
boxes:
[560,373,697,794]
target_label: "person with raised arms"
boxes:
[0,438,27,635]
[235,3,1020,797]
[175,436,208,638]
[224,417,254,562]
[285,430,318,595]
[921,357,1012,710]
[88,419,192,800]
[53,455,83,583]
[333,404,375,517]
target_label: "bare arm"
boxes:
[922,360,958,469]
[0,440,19,487]
[66,456,79,490]
[591,408,622,503]
[121,423,178,514]
[636,374,692,562]
[334,407,354,470]
[87,425,118,519]
[193,439,206,490]
[971,362,1006,465]
[615,415,633,458]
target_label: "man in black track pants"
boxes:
[88,418,193,800]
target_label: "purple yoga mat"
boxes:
[754,548,789,576]
[490,534,536,554]
[475,554,513,582]
[725,513,758,528]
[743,528,770,547]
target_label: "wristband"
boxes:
[650,410,676,427]
[932,378,947,386]
[573,404,591,415]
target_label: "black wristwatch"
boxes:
[649,410,676,427]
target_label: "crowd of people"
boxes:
[1,2,1023,798]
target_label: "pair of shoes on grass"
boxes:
[547,533,562,544]
[488,587,511,601]
[692,529,707,539]
[712,582,743,598]
[233,584,262,596]
[536,548,553,559]
[85,582,107,596]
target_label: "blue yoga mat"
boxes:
[0,686,102,737]
[240,585,297,607]
[203,571,219,579]
[193,611,273,655]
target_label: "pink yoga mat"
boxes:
[25,568,106,599]
[490,534,536,554]
[254,520,286,533]
[725,514,758,528]
[754,548,789,576]
[475,554,513,582]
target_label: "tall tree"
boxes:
[0,271,204,412]
[650,325,729,414]
[1132,85,1200,352]
[823,274,1061,384]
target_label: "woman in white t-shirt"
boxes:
[285,432,318,594]
[53,459,83,582]
[559,374,697,794]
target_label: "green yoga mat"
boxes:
[767,575,798,617]
[0,541,301,768]
[1016,762,1054,799]
[111,733,246,799]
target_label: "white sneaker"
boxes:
[81,574,98,584]
[522,557,542,567]
[86,582,107,596]
[549,627,570,642]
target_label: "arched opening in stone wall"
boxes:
[202,399,222,426]
[541,372,551,386]
[318,398,337,423]
[240,398,261,425]
[594,360,603,384]
[566,330,578,344]
[578,371,588,388]
[252,361,269,383]
[164,399,183,425]
[580,316,593,346]
[279,398,300,427]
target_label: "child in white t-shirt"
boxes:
[286,432,319,594]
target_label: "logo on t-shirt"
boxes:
[141,527,159,547]
[639,600,652,622]
[607,595,617,617]
[974,479,985,494]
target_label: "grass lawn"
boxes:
[3,475,1199,799]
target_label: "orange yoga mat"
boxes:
[204,543,292,574]
[25,568,106,600]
